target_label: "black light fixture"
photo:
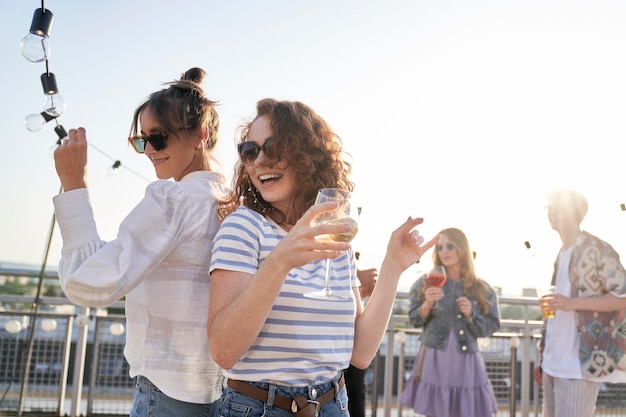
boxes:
[107,160,123,177]
[20,3,147,183]
[54,125,67,144]
[20,7,54,63]
[40,72,66,116]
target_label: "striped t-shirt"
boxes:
[210,206,358,386]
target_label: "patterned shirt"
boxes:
[544,231,626,380]
[54,171,227,403]
[210,206,358,386]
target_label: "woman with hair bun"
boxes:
[53,67,226,417]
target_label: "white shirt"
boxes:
[53,171,227,403]
[543,246,582,379]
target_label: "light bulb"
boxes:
[20,8,54,63]
[478,337,492,350]
[40,73,66,117]
[20,33,51,63]
[107,160,122,177]
[41,318,57,332]
[43,93,66,116]
[109,322,125,336]
[394,331,407,344]
[24,111,57,132]
[5,319,22,334]
[75,314,90,328]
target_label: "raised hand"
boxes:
[54,127,88,191]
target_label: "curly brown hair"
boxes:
[425,227,492,315]
[218,98,353,224]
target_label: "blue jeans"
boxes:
[131,375,221,417]
[220,373,348,417]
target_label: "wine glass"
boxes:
[304,188,359,300]
[427,266,447,309]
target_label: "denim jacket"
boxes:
[407,274,501,353]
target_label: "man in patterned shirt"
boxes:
[539,188,626,417]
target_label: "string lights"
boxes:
[21,4,64,140]
[20,7,53,63]
[21,1,149,181]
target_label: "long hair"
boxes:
[218,98,353,223]
[430,227,492,314]
[129,67,220,171]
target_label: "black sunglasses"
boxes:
[436,243,455,252]
[128,132,169,154]
[237,137,278,164]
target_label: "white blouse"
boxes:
[53,171,227,404]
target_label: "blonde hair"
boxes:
[426,227,492,314]
[547,188,588,223]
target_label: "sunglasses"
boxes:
[436,243,455,252]
[128,132,169,154]
[237,137,278,164]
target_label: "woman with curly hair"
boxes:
[400,227,500,417]
[208,98,440,417]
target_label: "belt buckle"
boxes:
[307,400,320,417]
[290,399,320,417]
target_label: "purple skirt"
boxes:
[399,330,497,417]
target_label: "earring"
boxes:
[247,182,269,213]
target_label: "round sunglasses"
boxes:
[237,137,278,164]
[436,243,456,253]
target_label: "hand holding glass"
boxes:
[539,286,556,318]
[304,188,358,300]
[427,266,447,309]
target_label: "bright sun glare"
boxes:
[2,1,626,297]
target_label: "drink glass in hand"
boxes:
[304,188,358,300]
[539,286,556,318]
[427,266,447,309]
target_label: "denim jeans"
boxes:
[131,375,221,417]
[220,373,348,417]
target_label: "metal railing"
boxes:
[1,291,625,416]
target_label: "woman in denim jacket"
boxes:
[400,228,500,417]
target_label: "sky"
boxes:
[2,0,626,296]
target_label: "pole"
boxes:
[16,184,61,416]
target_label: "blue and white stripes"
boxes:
[210,207,358,386]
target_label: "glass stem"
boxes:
[323,259,332,293]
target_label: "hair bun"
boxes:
[181,67,206,84]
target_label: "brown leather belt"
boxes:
[227,374,345,417]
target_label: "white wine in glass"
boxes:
[304,188,358,300]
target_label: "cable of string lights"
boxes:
[17,5,67,415]
[20,0,149,181]
[15,4,149,415]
